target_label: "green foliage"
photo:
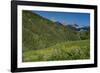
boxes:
[22,10,90,62]
[22,40,90,62]
[22,10,81,51]
[79,30,90,40]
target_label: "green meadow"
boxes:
[23,40,90,62]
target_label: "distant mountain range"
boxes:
[55,21,90,31]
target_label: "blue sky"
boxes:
[33,11,90,27]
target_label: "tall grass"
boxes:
[22,40,90,62]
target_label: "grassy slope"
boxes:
[22,10,81,51]
[23,40,90,62]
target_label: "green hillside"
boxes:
[22,11,81,51]
[22,10,90,62]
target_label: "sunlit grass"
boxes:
[22,40,90,62]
